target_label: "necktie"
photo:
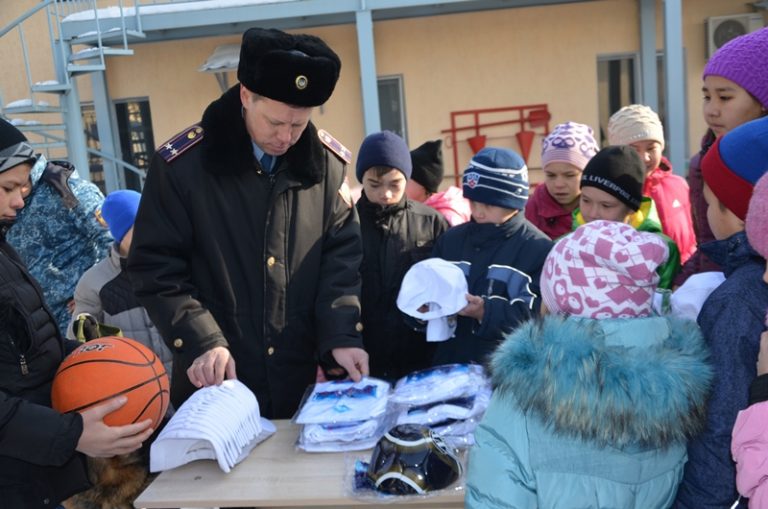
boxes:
[260,153,273,173]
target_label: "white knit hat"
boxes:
[607,104,665,148]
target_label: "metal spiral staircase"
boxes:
[0,0,146,190]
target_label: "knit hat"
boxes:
[356,131,412,183]
[0,119,36,174]
[540,121,599,171]
[701,115,768,221]
[540,220,668,318]
[101,190,141,243]
[237,27,341,107]
[703,27,768,109]
[746,172,768,259]
[462,147,528,210]
[607,104,665,148]
[410,140,444,194]
[580,145,646,211]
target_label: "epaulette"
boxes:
[318,129,352,164]
[157,125,204,163]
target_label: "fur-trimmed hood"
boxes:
[199,84,325,183]
[490,315,712,448]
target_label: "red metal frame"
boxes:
[441,104,551,187]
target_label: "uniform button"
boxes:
[267,346,275,356]
[355,322,364,332]
[173,338,183,348]
[266,256,276,268]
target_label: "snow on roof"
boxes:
[63,0,297,22]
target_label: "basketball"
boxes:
[52,336,170,430]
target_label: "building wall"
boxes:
[1,0,762,186]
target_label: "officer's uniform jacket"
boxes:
[127,85,363,418]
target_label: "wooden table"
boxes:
[134,420,465,508]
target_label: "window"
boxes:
[81,103,106,193]
[378,75,407,142]
[115,99,155,190]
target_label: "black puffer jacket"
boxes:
[357,193,448,380]
[0,234,90,508]
[128,85,364,418]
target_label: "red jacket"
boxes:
[524,184,573,240]
[643,158,697,265]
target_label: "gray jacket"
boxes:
[67,244,173,376]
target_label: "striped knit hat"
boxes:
[462,147,528,210]
[0,119,36,173]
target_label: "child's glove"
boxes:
[72,313,123,342]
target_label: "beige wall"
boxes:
[2,0,763,185]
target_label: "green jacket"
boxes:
[571,197,681,289]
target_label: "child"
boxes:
[525,121,599,240]
[466,220,712,508]
[731,171,768,508]
[431,147,553,366]
[0,119,152,509]
[572,145,680,288]
[406,139,471,226]
[68,190,173,377]
[678,27,768,285]
[355,131,449,380]
[674,115,768,508]
[607,104,696,264]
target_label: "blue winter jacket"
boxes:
[431,213,553,366]
[6,156,112,334]
[467,315,713,509]
[674,231,768,509]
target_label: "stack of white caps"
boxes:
[150,380,275,473]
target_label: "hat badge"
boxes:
[465,171,481,189]
[295,75,308,90]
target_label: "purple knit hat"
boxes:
[746,172,768,260]
[540,122,599,171]
[703,27,768,109]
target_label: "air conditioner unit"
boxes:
[707,14,765,57]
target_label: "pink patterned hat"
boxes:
[540,220,669,318]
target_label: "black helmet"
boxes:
[367,424,462,495]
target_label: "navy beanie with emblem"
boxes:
[356,131,413,183]
[410,140,444,194]
[237,27,340,107]
[462,147,529,210]
[0,118,36,174]
[580,145,645,211]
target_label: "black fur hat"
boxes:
[237,27,341,107]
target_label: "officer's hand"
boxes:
[76,396,154,458]
[331,347,369,382]
[187,346,237,388]
[758,331,768,376]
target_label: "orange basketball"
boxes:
[52,336,170,430]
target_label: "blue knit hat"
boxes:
[462,147,529,210]
[702,115,768,220]
[355,131,413,183]
[101,190,141,243]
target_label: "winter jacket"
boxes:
[731,374,768,508]
[357,193,448,381]
[127,85,364,419]
[423,186,471,226]
[6,157,112,334]
[431,213,553,366]
[572,196,681,289]
[644,157,697,265]
[524,183,574,240]
[67,244,173,376]
[0,232,90,508]
[676,132,720,286]
[674,231,768,509]
[467,315,713,509]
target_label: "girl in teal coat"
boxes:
[466,220,712,509]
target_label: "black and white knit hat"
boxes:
[0,119,36,174]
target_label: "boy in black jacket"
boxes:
[431,147,553,366]
[355,131,449,380]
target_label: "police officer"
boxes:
[128,27,368,419]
